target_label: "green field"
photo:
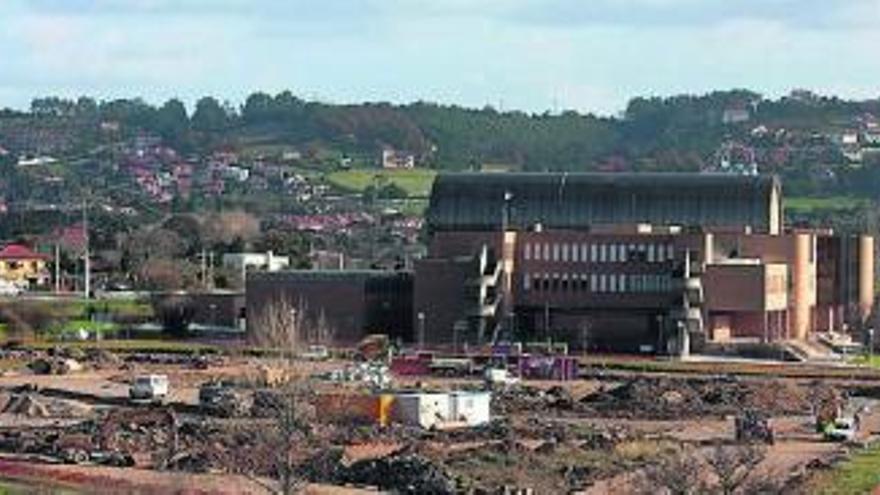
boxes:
[326,168,436,197]
[810,443,880,494]
[785,196,870,213]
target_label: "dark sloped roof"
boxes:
[249,270,413,283]
[426,172,780,232]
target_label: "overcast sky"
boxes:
[2,0,879,115]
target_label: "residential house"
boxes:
[0,244,50,288]
[381,148,416,169]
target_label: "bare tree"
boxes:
[704,442,766,495]
[249,297,306,359]
[639,442,780,495]
[639,446,707,495]
[303,308,335,346]
[250,298,336,357]
[231,379,318,495]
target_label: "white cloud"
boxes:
[1,0,879,113]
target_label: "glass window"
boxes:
[619,244,627,263]
[590,274,598,292]
[609,273,617,292]
[551,273,560,291]
[581,244,589,262]
[543,243,550,260]
[599,244,607,263]
[562,243,569,262]
[552,243,560,262]
[571,243,579,262]
[590,244,598,262]
[561,273,569,291]
[599,274,607,292]
[523,273,531,291]
[524,243,531,261]
[656,244,664,262]
[608,244,617,263]
[647,244,656,263]
[667,244,675,261]
[580,274,588,291]
[618,274,627,292]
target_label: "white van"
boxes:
[129,374,169,404]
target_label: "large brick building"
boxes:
[414,172,874,353]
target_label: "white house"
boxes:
[222,251,290,274]
[381,148,415,169]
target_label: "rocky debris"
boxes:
[83,348,122,369]
[580,376,816,419]
[28,357,83,375]
[0,392,92,418]
[313,362,391,390]
[337,454,457,494]
[2,394,49,417]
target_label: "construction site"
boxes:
[0,337,877,494]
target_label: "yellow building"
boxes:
[0,244,50,288]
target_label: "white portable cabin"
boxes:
[449,391,491,426]
[393,392,451,429]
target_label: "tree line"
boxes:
[11,89,880,176]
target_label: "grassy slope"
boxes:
[325,168,437,197]
[808,443,880,494]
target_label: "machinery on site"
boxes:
[734,409,775,444]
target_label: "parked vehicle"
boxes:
[734,410,775,444]
[199,380,250,417]
[824,417,858,442]
[129,374,169,404]
[484,367,520,387]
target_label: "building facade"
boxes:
[414,172,873,353]
[0,244,50,289]
[246,270,413,345]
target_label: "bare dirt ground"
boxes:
[0,351,876,493]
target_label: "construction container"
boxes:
[393,392,450,429]
[449,391,491,426]
[315,393,396,427]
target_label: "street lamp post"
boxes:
[417,312,425,350]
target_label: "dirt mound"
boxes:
[338,454,456,494]
[581,376,815,419]
[2,394,50,417]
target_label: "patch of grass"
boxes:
[29,339,219,354]
[786,196,870,213]
[326,168,436,197]
[809,443,880,494]
[849,355,880,368]
[48,319,120,338]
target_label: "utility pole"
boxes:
[82,197,90,299]
[54,242,61,294]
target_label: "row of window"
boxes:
[523,272,674,294]
[522,242,675,264]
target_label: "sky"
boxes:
[2,0,879,116]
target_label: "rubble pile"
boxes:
[0,391,92,418]
[28,357,83,375]
[336,454,457,494]
[1,394,49,417]
[581,376,815,419]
